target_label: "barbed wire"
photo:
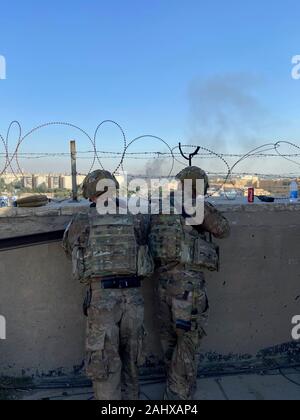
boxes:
[1,121,300,199]
[3,151,300,158]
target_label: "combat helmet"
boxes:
[82,170,119,200]
[176,166,209,195]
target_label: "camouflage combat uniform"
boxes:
[149,168,230,400]
[63,171,153,401]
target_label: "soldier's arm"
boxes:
[134,214,151,245]
[202,202,230,239]
[62,212,89,258]
[134,214,155,277]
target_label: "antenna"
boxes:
[179,143,200,167]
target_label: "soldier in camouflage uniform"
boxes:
[63,170,153,401]
[149,167,230,400]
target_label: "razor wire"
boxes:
[1,120,300,198]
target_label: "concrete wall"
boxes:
[0,203,300,377]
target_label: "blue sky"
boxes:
[1,0,300,174]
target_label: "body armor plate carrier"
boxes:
[73,212,153,282]
[149,214,219,271]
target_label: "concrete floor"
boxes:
[20,369,300,400]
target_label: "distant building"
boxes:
[59,175,72,190]
[0,172,87,192]
[48,175,60,190]
[32,175,48,189]
[22,175,34,189]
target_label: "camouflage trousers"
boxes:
[86,283,144,401]
[157,266,209,400]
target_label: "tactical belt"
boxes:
[93,276,142,290]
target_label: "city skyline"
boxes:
[0,171,297,200]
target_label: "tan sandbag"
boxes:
[16,195,49,208]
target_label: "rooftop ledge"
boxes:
[1,200,300,219]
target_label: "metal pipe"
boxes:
[70,140,78,202]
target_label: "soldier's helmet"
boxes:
[176,166,209,195]
[82,170,120,199]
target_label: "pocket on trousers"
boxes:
[86,330,109,381]
[172,296,193,332]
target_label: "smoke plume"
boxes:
[187,73,269,153]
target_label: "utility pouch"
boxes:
[192,237,219,272]
[172,292,193,333]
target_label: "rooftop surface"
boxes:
[18,369,300,400]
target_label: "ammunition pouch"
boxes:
[184,237,220,272]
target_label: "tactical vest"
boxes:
[149,214,219,272]
[73,212,153,282]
